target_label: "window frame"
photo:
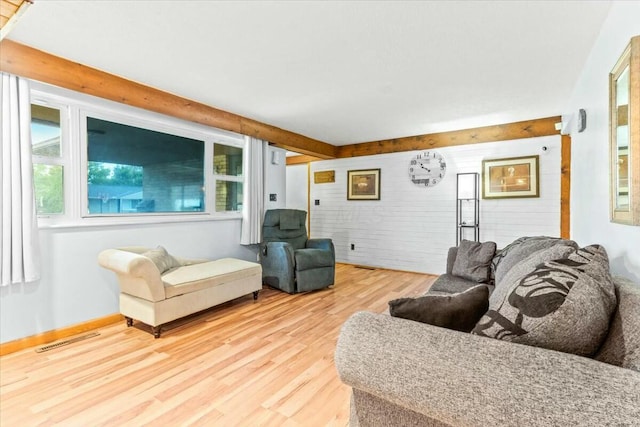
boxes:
[213,142,245,213]
[30,81,246,228]
[79,108,212,219]
[30,96,72,225]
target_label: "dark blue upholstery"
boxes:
[260,209,335,293]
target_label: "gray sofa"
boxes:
[335,237,640,426]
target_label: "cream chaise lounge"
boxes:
[98,246,262,338]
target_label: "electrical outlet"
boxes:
[350,243,355,250]
[315,199,320,206]
[269,194,277,202]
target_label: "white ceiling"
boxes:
[6,1,612,146]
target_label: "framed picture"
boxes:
[482,155,539,199]
[347,169,381,200]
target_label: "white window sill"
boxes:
[37,212,242,229]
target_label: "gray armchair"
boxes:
[259,209,335,294]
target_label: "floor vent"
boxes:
[354,265,376,270]
[35,332,100,353]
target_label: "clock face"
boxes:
[409,151,446,187]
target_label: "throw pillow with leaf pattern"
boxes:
[472,244,616,357]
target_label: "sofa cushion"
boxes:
[389,285,489,332]
[452,240,496,283]
[445,246,459,275]
[142,246,181,274]
[262,209,308,250]
[595,276,640,372]
[491,236,578,287]
[429,273,494,296]
[280,209,301,230]
[488,244,577,310]
[294,248,334,271]
[163,258,261,298]
[472,245,617,357]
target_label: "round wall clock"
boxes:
[408,151,446,187]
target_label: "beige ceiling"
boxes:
[4,1,612,146]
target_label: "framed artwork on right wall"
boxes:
[482,155,539,199]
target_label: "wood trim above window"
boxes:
[0,39,338,159]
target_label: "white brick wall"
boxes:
[308,135,561,274]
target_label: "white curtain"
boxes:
[240,136,267,245]
[1,72,41,286]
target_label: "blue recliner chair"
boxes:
[259,209,335,294]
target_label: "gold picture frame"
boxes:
[347,169,381,200]
[482,155,539,199]
[609,35,640,225]
[314,170,335,184]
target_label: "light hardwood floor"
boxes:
[0,264,435,426]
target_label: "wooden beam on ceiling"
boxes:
[286,154,322,165]
[337,116,561,158]
[1,40,564,162]
[0,39,338,159]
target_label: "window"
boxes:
[29,82,246,226]
[86,117,205,215]
[31,104,65,215]
[213,143,243,212]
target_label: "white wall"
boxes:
[264,146,287,209]
[286,164,308,212]
[309,136,561,274]
[6,2,637,344]
[567,1,640,282]
[0,219,257,344]
[0,137,290,344]
[1,144,289,345]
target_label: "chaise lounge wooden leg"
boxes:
[253,290,260,300]
[152,326,161,339]
[125,317,133,327]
